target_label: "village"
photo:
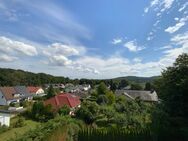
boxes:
[0,82,158,127]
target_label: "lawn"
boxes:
[0,117,40,141]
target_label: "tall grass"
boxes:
[78,128,152,141]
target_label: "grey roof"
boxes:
[14,86,32,98]
[115,90,158,102]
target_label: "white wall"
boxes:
[0,113,10,127]
[0,91,7,105]
[36,88,44,95]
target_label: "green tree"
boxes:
[58,105,70,116]
[97,82,108,95]
[156,53,188,119]
[47,85,55,98]
[106,91,115,105]
[144,82,152,90]
[75,101,99,125]
[130,83,143,90]
[118,79,129,89]
[31,102,54,122]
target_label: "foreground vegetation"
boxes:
[0,117,39,141]
[0,53,188,141]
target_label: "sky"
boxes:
[0,0,188,79]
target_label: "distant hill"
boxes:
[113,76,159,84]
[0,68,158,86]
[0,68,71,86]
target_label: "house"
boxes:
[0,110,11,127]
[115,90,158,102]
[44,93,81,113]
[0,87,20,105]
[0,86,33,105]
[27,86,45,97]
[14,86,33,100]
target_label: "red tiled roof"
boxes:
[44,93,81,110]
[0,87,17,100]
[27,86,41,94]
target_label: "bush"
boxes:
[12,117,25,128]
[31,102,54,122]
[0,125,9,134]
[58,105,70,116]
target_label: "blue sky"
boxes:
[0,0,188,79]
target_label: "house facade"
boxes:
[27,86,45,96]
[0,110,11,127]
[0,86,33,105]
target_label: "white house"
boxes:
[0,110,11,127]
[27,86,46,96]
[27,86,45,96]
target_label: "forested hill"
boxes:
[113,76,159,84]
[0,68,71,86]
[0,68,157,86]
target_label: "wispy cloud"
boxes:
[179,2,188,12]
[124,40,145,52]
[165,16,188,33]
[111,38,122,45]
[144,0,174,14]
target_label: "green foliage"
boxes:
[157,53,188,118]
[47,85,55,98]
[152,53,188,140]
[11,116,84,141]
[144,82,152,90]
[106,91,115,105]
[31,102,54,122]
[130,83,143,90]
[118,79,129,89]
[97,82,108,95]
[78,128,152,141]
[58,105,70,116]
[95,82,115,105]
[75,101,99,125]
[0,68,71,86]
[12,117,25,128]
[0,125,9,134]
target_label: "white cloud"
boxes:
[165,16,188,33]
[0,36,38,56]
[49,55,72,66]
[42,42,100,75]
[144,0,175,15]
[0,54,17,62]
[174,17,179,21]
[159,45,172,50]
[111,38,122,45]
[133,58,142,63]
[124,40,145,52]
[179,2,188,12]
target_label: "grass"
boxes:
[0,117,40,141]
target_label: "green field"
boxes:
[0,117,40,141]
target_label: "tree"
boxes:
[58,105,70,116]
[153,54,188,139]
[75,101,99,124]
[130,83,143,90]
[31,102,54,122]
[97,82,108,95]
[144,82,151,90]
[47,85,55,98]
[156,53,188,119]
[106,91,115,105]
[118,79,129,89]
